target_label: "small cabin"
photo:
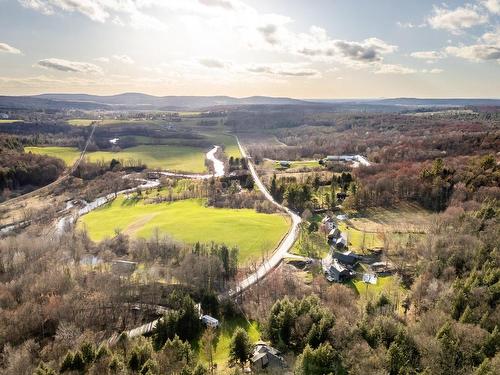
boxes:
[200,315,219,328]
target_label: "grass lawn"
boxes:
[337,221,384,252]
[67,119,95,126]
[25,146,81,165]
[0,119,23,123]
[198,317,261,367]
[86,145,207,172]
[290,229,330,258]
[350,275,407,310]
[78,198,290,264]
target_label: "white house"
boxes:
[200,315,219,328]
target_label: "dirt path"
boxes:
[122,213,158,236]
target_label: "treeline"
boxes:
[347,155,499,211]
[242,111,499,164]
[0,136,65,201]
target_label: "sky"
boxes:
[0,0,499,98]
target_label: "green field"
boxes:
[337,221,384,252]
[86,145,207,172]
[0,119,23,123]
[274,160,322,169]
[67,119,95,126]
[25,146,81,165]
[26,145,207,172]
[198,317,261,367]
[78,198,290,263]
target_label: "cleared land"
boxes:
[67,119,95,126]
[26,145,207,172]
[349,203,434,233]
[0,119,23,123]
[86,145,207,172]
[337,221,384,252]
[25,146,80,165]
[78,198,290,264]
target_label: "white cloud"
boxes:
[410,50,446,60]
[18,0,166,30]
[245,63,320,77]
[94,57,110,63]
[445,44,500,61]
[0,42,22,54]
[481,27,500,45]
[427,5,488,34]
[198,0,235,10]
[112,54,134,64]
[482,0,500,14]
[199,58,228,69]
[35,58,103,74]
[374,64,416,75]
[421,68,444,74]
[396,21,426,29]
[19,0,53,15]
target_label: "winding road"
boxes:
[229,137,302,296]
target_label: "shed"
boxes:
[200,315,219,328]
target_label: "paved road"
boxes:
[229,137,302,296]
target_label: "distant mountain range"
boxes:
[310,97,500,107]
[0,93,498,111]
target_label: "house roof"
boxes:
[200,315,219,324]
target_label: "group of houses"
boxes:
[320,215,393,283]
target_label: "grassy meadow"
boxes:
[0,119,23,123]
[25,145,207,172]
[25,146,81,165]
[85,145,207,172]
[67,119,95,126]
[78,198,290,264]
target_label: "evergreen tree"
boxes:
[229,327,251,366]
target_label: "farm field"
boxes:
[26,145,207,172]
[67,119,95,126]
[25,146,80,165]
[349,203,434,233]
[78,198,290,264]
[85,145,207,172]
[0,119,23,123]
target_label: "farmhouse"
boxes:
[333,250,360,266]
[200,315,219,328]
[323,258,354,282]
[250,341,285,371]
